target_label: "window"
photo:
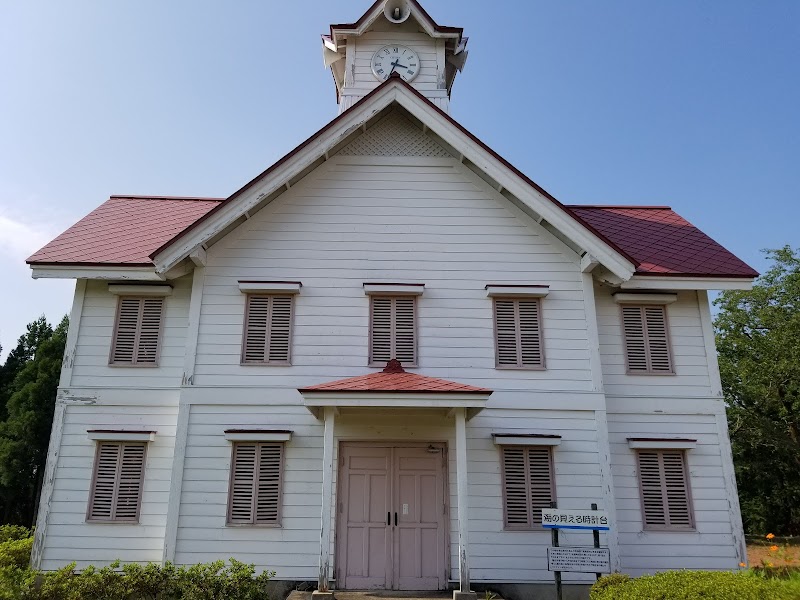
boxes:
[227,442,285,525]
[493,298,544,368]
[500,445,555,529]
[242,295,293,364]
[87,442,147,522]
[110,297,165,365]
[622,305,673,374]
[637,449,694,530]
[369,296,416,365]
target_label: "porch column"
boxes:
[454,408,476,600]
[315,407,336,596]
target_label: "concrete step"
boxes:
[287,591,479,600]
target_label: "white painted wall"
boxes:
[38,119,744,584]
[596,284,714,398]
[606,409,738,574]
[39,394,178,570]
[71,277,191,389]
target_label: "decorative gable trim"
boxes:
[150,79,637,283]
[337,110,452,157]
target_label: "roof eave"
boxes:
[621,274,756,291]
[29,263,163,281]
[151,77,638,282]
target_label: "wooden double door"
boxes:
[336,442,448,590]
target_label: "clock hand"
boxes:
[394,63,409,70]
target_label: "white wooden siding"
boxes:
[606,410,738,575]
[173,400,603,583]
[596,284,713,397]
[71,277,191,388]
[40,397,178,570]
[194,152,591,390]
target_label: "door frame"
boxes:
[334,440,451,590]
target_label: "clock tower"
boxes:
[322,0,468,114]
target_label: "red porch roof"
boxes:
[298,360,490,394]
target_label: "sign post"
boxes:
[542,504,611,600]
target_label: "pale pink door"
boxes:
[337,443,447,591]
[393,446,447,590]
[337,445,391,589]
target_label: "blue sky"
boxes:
[1,0,798,358]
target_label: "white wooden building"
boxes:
[28,1,758,598]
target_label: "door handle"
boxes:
[394,512,398,526]
[387,512,391,526]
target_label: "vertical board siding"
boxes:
[607,412,738,574]
[596,284,712,397]
[40,400,178,570]
[72,277,191,387]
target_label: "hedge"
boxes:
[0,526,275,600]
[591,570,800,600]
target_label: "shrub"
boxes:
[0,528,31,545]
[590,570,799,600]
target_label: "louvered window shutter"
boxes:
[242,295,293,364]
[88,442,146,522]
[228,442,284,525]
[111,297,164,365]
[501,446,555,529]
[370,296,416,365]
[622,305,673,374]
[637,449,693,529]
[494,298,544,368]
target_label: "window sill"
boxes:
[642,526,696,532]
[625,371,676,376]
[503,525,549,532]
[368,362,417,369]
[85,519,140,525]
[240,362,292,367]
[225,523,282,528]
[495,365,546,371]
[108,363,160,368]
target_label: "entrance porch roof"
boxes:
[298,359,491,419]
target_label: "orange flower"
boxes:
[766,533,775,540]
[770,545,779,552]
[739,562,746,568]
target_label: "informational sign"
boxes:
[547,547,611,573]
[541,508,610,531]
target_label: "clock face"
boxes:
[371,45,421,82]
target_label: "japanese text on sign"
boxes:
[541,508,610,530]
[547,547,611,573]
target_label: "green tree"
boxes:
[0,316,67,525]
[0,316,53,421]
[715,246,800,535]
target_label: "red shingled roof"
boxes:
[299,360,490,394]
[27,196,222,265]
[566,206,758,278]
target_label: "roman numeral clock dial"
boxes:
[371,45,420,82]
